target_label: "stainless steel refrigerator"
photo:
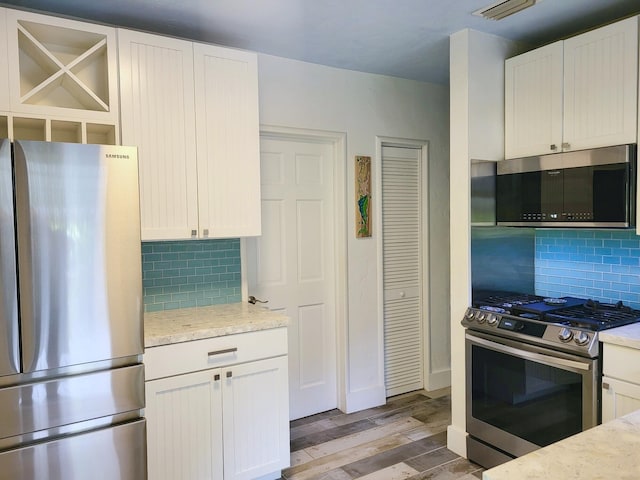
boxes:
[0,139,146,478]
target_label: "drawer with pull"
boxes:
[144,327,287,380]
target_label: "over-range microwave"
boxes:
[496,144,636,228]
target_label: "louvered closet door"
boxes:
[382,145,423,397]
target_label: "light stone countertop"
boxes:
[482,409,640,480]
[599,322,640,350]
[144,302,289,347]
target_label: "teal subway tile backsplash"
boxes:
[535,229,640,309]
[142,239,241,312]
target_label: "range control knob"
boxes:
[487,314,499,326]
[465,308,475,320]
[476,312,487,324]
[575,331,590,346]
[558,328,573,343]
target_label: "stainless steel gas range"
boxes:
[462,292,640,468]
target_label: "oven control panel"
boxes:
[462,307,599,357]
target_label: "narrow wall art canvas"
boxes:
[355,155,371,238]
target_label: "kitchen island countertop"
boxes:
[144,302,289,347]
[483,409,640,480]
[599,322,640,349]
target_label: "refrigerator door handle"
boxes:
[12,141,38,372]
[0,139,20,376]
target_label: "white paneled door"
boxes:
[246,136,336,420]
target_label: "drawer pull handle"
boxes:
[208,347,238,357]
[226,371,233,378]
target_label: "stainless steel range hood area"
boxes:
[472,146,637,228]
[495,145,637,228]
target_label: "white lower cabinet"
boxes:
[601,342,640,423]
[602,376,640,423]
[146,370,224,480]
[144,329,290,480]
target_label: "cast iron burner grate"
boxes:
[546,300,640,331]
[474,293,542,310]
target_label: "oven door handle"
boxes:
[467,334,591,372]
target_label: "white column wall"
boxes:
[257,53,450,412]
[448,29,521,456]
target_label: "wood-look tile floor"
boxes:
[280,389,484,480]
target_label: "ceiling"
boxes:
[2,0,640,84]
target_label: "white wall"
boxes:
[448,29,521,456]
[257,53,450,412]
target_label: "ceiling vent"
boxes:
[473,0,539,20]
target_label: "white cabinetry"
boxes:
[117,30,198,241]
[118,30,261,241]
[602,343,640,422]
[0,8,9,113]
[3,8,119,143]
[144,328,290,480]
[505,16,638,158]
[505,42,563,159]
[194,43,261,238]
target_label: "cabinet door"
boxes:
[602,376,640,423]
[0,8,9,112]
[505,41,564,159]
[194,43,261,238]
[145,370,224,480]
[222,356,290,480]
[5,9,119,124]
[563,16,638,151]
[118,29,198,240]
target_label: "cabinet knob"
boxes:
[562,142,570,150]
[603,382,610,390]
[550,144,557,151]
[226,371,233,378]
[214,374,220,381]
[191,229,197,238]
[203,228,209,237]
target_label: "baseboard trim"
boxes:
[426,369,451,391]
[342,384,386,414]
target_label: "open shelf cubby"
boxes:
[13,117,46,141]
[16,20,110,112]
[0,117,8,139]
[7,116,116,144]
[51,119,82,143]
[86,123,116,145]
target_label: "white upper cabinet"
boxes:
[505,41,564,159]
[5,9,119,124]
[194,43,261,238]
[118,29,198,241]
[0,8,9,112]
[563,16,638,152]
[119,30,261,240]
[505,16,638,158]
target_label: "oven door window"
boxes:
[471,344,583,447]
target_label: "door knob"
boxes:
[248,296,268,304]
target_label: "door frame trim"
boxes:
[375,136,430,395]
[241,124,348,412]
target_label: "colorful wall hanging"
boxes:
[355,155,372,238]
